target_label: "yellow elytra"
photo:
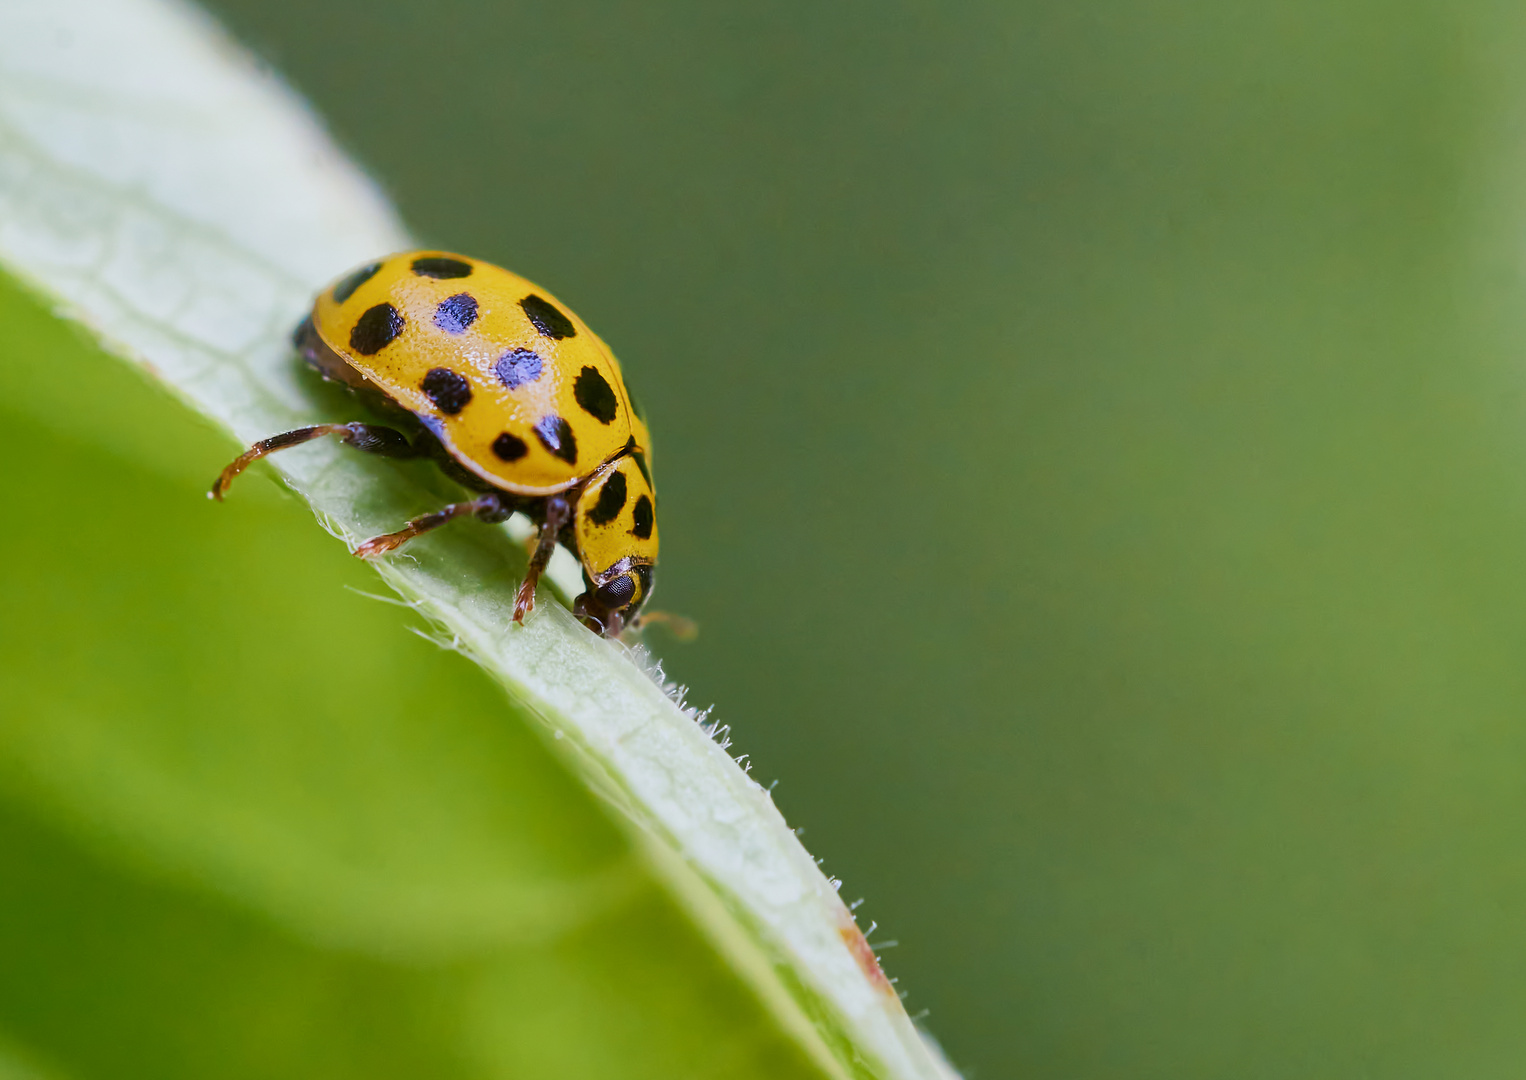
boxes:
[211,251,659,637]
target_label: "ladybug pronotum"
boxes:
[212,251,659,637]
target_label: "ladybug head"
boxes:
[574,560,653,637]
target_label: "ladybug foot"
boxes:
[353,532,408,559]
[513,578,537,623]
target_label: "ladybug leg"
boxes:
[210,422,420,500]
[353,492,509,559]
[623,611,699,641]
[514,494,573,624]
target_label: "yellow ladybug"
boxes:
[211,251,659,637]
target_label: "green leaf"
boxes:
[0,0,956,1077]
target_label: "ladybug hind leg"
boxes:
[209,421,421,500]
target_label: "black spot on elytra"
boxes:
[412,255,473,279]
[495,348,543,389]
[332,261,381,303]
[521,294,576,339]
[587,471,627,526]
[350,303,404,355]
[535,415,577,464]
[631,451,652,488]
[492,433,528,461]
[434,293,478,333]
[574,366,619,424]
[631,495,653,539]
[421,367,472,414]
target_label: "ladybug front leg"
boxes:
[623,610,699,641]
[353,492,512,558]
[210,422,421,500]
[514,494,572,624]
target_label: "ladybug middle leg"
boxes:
[210,422,421,500]
[514,493,573,624]
[352,492,513,558]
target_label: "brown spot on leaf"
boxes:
[839,921,894,996]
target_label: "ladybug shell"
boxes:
[311,251,641,496]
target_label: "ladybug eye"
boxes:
[595,574,637,610]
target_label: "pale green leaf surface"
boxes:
[0,0,956,1077]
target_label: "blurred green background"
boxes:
[145,0,1526,1072]
[14,0,1526,1074]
